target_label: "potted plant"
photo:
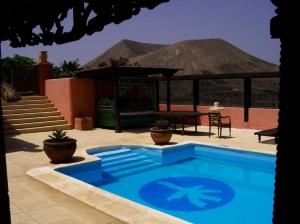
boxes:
[43,130,77,162]
[97,98,113,108]
[149,119,173,145]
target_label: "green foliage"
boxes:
[109,56,139,67]
[53,59,81,78]
[98,98,113,106]
[1,81,21,102]
[0,54,34,81]
[156,119,169,129]
[48,130,68,141]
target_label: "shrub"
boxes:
[109,56,139,67]
[53,59,81,78]
[98,98,113,106]
[48,130,68,141]
[156,119,169,129]
[0,54,34,82]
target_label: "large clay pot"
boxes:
[149,128,173,145]
[43,138,77,162]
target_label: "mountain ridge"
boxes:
[83,39,167,68]
[83,38,278,76]
[82,38,279,107]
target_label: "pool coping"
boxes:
[26,141,275,224]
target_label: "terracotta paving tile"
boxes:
[10,203,23,215]
[10,189,57,212]
[11,212,39,224]
[27,206,81,224]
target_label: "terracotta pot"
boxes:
[149,127,173,145]
[43,138,77,162]
[75,117,93,130]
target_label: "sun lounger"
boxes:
[254,128,278,143]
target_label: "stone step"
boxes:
[2,99,51,106]
[3,94,71,135]
[4,120,68,130]
[3,111,61,119]
[2,107,57,115]
[4,124,71,135]
[20,95,48,100]
[19,91,35,96]
[3,116,64,124]
[2,103,54,110]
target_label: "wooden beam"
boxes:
[94,80,98,127]
[166,73,171,111]
[114,77,121,133]
[155,80,160,112]
[244,78,252,122]
[193,79,199,112]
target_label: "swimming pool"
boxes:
[56,143,275,224]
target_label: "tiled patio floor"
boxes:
[5,126,276,224]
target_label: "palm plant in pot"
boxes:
[43,130,77,162]
[149,119,173,145]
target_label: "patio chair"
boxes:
[208,112,231,138]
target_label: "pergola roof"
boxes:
[75,66,279,80]
[75,66,181,78]
[161,71,279,80]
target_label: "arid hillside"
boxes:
[83,39,279,107]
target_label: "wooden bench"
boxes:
[254,128,278,143]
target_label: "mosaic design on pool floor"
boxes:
[139,176,235,211]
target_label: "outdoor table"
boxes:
[153,111,208,135]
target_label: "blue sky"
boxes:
[2,0,279,66]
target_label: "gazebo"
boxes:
[75,65,279,132]
[75,66,180,132]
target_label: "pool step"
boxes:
[92,148,132,158]
[102,155,148,168]
[103,157,151,172]
[100,153,141,163]
[92,147,160,178]
[111,163,160,178]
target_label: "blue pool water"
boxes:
[56,143,275,224]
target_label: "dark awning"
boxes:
[158,71,279,80]
[75,66,181,78]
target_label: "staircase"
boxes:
[2,95,71,135]
[91,148,160,179]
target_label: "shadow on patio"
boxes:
[4,136,42,153]
[260,138,277,145]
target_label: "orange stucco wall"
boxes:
[45,78,95,128]
[159,104,278,130]
[44,78,278,130]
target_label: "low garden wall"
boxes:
[44,78,278,130]
[159,104,278,130]
[45,78,95,128]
